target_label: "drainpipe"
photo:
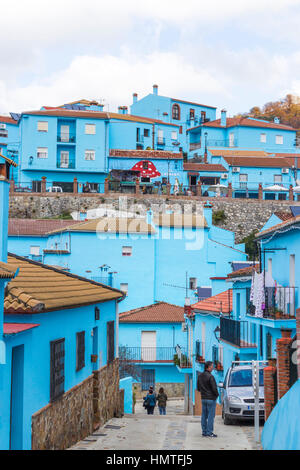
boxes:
[152,124,155,149]
[115,300,119,359]
[104,119,109,172]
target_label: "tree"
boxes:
[119,345,142,381]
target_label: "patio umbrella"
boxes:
[292,185,300,192]
[264,184,287,192]
[207,184,228,196]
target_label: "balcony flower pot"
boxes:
[216,362,223,371]
[91,354,98,363]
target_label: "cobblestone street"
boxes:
[70,399,262,451]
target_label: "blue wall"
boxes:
[119,376,133,414]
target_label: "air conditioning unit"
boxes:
[181,322,187,332]
[232,167,240,173]
[0,124,6,130]
[282,168,289,174]
[221,173,228,179]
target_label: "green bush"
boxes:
[212,209,226,225]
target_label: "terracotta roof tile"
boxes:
[3,323,40,335]
[8,219,79,236]
[202,117,295,131]
[170,97,216,109]
[256,214,300,239]
[0,116,19,125]
[48,218,155,235]
[183,163,227,172]
[109,149,183,160]
[192,289,232,314]
[227,265,259,279]
[119,302,184,323]
[4,253,124,314]
[0,261,17,279]
[153,213,207,228]
[274,211,293,221]
[223,156,292,168]
[0,153,18,167]
[209,149,270,157]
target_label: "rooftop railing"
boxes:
[220,316,256,348]
[120,346,176,362]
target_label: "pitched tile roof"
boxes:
[202,117,295,131]
[170,97,216,109]
[153,213,207,228]
[4,253,124,314]
[192,289,232,314]
[223,156,292,168]
[0,261,17,279]
[227,265,259,280]
[0,153,18,167]
[209,149,270,157]
[119,302,184,323]
[8,219,79,236]
[3,323,40,336]
[48,218,156,235]
[274,211,293,221]
[0,116,19,125]
[256,214,300,239]
[22,109,179,126]
[109,149,183,160]
[183,163,227,172]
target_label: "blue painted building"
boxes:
[0,156,126,450]
[0,115,20,181]
[119,302,187,399]
[9,205,247,313]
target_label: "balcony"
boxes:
[157,137,165,146]
[57,133,76,143]
[220,316,256,348]
[195,340,205,363]
[119,346,176,363]
[56,158,76,169]
[189,141,201,151]
[207,139,238,147]
[174,345,192,369]
[247,286,297,319]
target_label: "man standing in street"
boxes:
[197,361,219,437]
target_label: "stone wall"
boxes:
[31,375,94,450]
[93,358,121,428]
[31,358,122,450]
[9,193,300,242]
[133,382,184,400]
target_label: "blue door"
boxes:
[10,345,24,450]
[141,369,155,391]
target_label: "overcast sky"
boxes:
[1,0,300,117]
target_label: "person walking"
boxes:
[156,387,168,415]
[197,361,219,437]
[143,389,156,415]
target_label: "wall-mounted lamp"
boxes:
[29,156,33,165]
[214,325,220,343]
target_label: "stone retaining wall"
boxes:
[31,375,94,450]
[31,358,121,450]
[9,194,300,242]
[93,358,121,428]
[133,382,184,399]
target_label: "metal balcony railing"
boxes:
[220,316,256,348]
[212,345,223,370]
[157,137,165,146]
[120,346,176,362]
[189,142,201,151]
[195,340,205,363]
[56,159,76,169]
[247,286,297,319]
[175,345,192,368]
[57,133,76,143]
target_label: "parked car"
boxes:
[218,364,265,424]
[46,186,63,193]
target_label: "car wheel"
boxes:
[222,407,232,425]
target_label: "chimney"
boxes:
[133,93,138,104]
[162,112,168,122]
[274,116,280,124]
[153,84,158,96]
[118,106,128,115]
[221,109,227,127]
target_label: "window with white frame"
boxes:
[276,135,283,145]
[189,277,197,290]
[85,123,96,135]
[37,147,48,159]
[260,133,266,143]
[30,246,40,256]
[122,246,132,256]
[171,131,178,140]
[37,121,48,132]
[85,150,95,161]
[239,174,248,189]
[120,283,128,295]
[274,174,282,184]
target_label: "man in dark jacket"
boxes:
[197,361,219,437]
